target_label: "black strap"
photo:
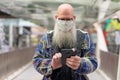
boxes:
[76,30,85,56]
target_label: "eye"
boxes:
[58,18,73,21]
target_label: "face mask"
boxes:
[56,19,75,32]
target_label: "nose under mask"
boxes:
[56,20,75,32]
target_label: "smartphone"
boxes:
[61,49,76,65]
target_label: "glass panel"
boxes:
[103,18,120,54]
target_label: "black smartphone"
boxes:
[61,49,76,65]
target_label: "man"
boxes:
[33,3,98,80]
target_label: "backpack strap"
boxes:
[46,31,60,55]
[76,29,86,56]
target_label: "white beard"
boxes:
[52,23,77,48]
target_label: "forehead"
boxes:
[57,9,74,18]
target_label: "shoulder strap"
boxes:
[76,30,86,56]
[47,31,60,54]
[46,31,53,48]
[76,29,85,49]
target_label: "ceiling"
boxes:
[0,0,120,29]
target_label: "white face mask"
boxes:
[56,19,75,32]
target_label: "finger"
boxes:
[53,54,59,61]
[66,57,78,62]
[58,53,62,57]
[53,53,59,59]
[66,60,77,67]
[67,58,80,65]
[71,55,79,58]
[66,60,72,65]
[66,58,74,62]
[66,61,72,67]
[55,53,62,58]
[66,61,77,70]
[66,59,79,69]
[66,62,72,68]
[53,53,62,62]
[71,55,81,61]
[52,55,56,59]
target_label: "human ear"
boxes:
[55,15,58,19]
[73,15,76,20]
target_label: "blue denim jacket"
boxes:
[33,30,98,80]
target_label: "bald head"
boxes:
[57,4,74,15]
[55,4,76,20]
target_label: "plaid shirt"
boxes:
[33,30,98,80]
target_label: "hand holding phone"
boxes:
[61,49,76,65]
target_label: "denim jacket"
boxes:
[33,29,98,80]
